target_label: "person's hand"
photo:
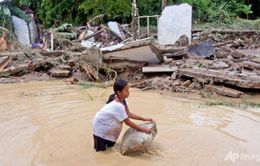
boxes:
[143,118,155,123]
[143,127,152,134]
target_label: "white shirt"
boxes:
[92,100,128,142]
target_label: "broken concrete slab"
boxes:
[103,45,162,64]
[108,21,124,38]
[12,16,31,46]
[206,85,244,98]
[81,40,101,48]
[142,65,177,73]
[158,4,192,45]
[103,41,163,64]
[102,38,153,52]
[86,30,95,43]
[188,40,215,58]
[178,68,260,89]
[101,44,125,52]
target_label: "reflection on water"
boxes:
[0,81,259,166]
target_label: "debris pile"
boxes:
[131,30,260,98]
[1,3,259,98]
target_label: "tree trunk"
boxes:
[162,0,168,11]
[131,0,139,40]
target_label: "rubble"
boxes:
[178,68,260,89]
[0,10,259,98]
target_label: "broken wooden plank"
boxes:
[50,69,70,77]
[41,51,66,57]
[178,68,260,89]
[81,64,99,81]
[182,80,191,87]
[101,38,153,53]
[0,51,24,57]
[192,29,260,34]
[82,29,103,41]
[57,64,71,70]
[103,44,163,64]
[206,85,244,98]
[0,65,28,77]
[156,45,186,54]
[237,48,260,57]
[223,48,246,59]
[0,59,47,77]
[0,56,11,70]
[142,65,177,73]
[243,61,260,70]
[163,51,187,58]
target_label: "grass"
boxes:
[193,18,260,31]
[204,100,260,109]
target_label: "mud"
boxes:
[0,81,259,166]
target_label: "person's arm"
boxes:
[123,118,151,133]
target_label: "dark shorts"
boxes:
[93,135,115,152]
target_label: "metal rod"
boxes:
[147,17,150,37]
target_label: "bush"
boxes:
[176,0,252,23]
[38,0,87,28]
[79,0,132,23]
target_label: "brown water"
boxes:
[0,81,260,166]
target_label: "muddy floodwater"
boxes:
[0,81,260,166]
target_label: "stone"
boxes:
[170,72,177,80]
[158,4,192,45]
[210,61,229,69]
[188,40,215,58]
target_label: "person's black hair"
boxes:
[106,79,128,104]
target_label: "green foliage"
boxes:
[176,0,252,23]
[0,5,13,39]
[137,0,162,16]
[38,0,87,28]
[79,0,132,23]
[35,0,255,28]
[18,0,32,6]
